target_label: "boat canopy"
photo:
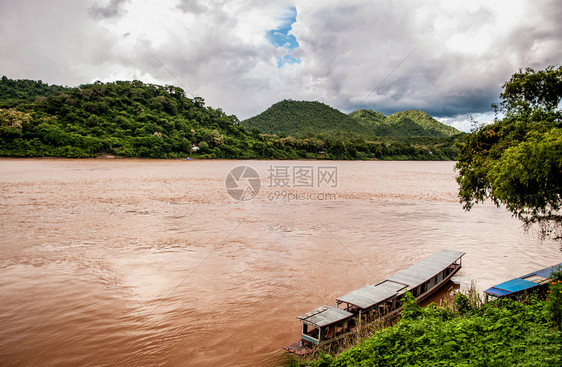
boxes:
[484,263,561,298]
[297,305,353,328]
[484,278,538,297]
[336,249,464,309]
[336,280,406,309]
[524,264,561,279]
[387,249,465,288]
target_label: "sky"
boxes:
[0,0,560,131]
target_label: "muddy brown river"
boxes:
[0,159,560,366]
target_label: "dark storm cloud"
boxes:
[289,0,561,124]
[0,0,119,85]
[90,0,129,19]
[176,0,207,14]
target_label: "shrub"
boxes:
[547,267,562,330]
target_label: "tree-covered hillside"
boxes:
[0,77,462,160]
[243,100,461,141]
[242,99,375,138]
[350,109,460,138]
[0,77,285,158]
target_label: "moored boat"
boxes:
[284,249,465,355]
[483,263,561,300]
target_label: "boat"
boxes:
[283,249,465,355]
[483,263,561,300]
[284,306,355,356]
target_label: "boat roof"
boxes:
[336,280,407,309]
[297,305,353,328]
[521,264,561,279]
[484,278,538,297]
[336,249,465,309]
[387,249,465,288]
[484,263,561,297]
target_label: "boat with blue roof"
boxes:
[484,263,561,300]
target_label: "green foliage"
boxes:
[198,141,209,152]
[400,291,422,320]
[456,66,562,239]
[350,109,461,138]
[243,100,461,140]
[0,78,283,159]
[308,295,561,367]
[242,99,376,138]
[0,76,69,108]
[453,292,473,315]
[500,66,562,115]
[547,268,562,330]
[242,99,463,160]
[0,77,462,161]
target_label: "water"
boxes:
[0,159,560,366]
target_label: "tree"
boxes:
[456,66,562,242]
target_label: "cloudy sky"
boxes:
[1,0,560,131]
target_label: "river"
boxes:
[0,159,560,366]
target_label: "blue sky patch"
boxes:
[277,54,301,68]
[266,6,301,67]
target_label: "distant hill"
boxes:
[243,100,461,139]
[241,100,375,138]
[350,109,461,138]
[0,77,463,160]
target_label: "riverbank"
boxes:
[294,283,562,366]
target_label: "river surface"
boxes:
[0,159,560,366]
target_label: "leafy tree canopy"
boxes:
[456,66,562,241]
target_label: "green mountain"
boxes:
[241,99,375,138]
[350,109,460,138]
[243,100,460,139]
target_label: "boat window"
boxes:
[304,327,319,339]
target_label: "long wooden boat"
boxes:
[284,249,465,355]
[484,263,561,300]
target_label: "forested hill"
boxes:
[0,77,462,160]
[0,77,275,158]
[241,99,374,137]
[243,99,461,139]
[350,109,460,138]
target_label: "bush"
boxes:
[306,292,561,366]
[547,268,562,330]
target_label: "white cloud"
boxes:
[437,112,497,133]
[0,0,560,122]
